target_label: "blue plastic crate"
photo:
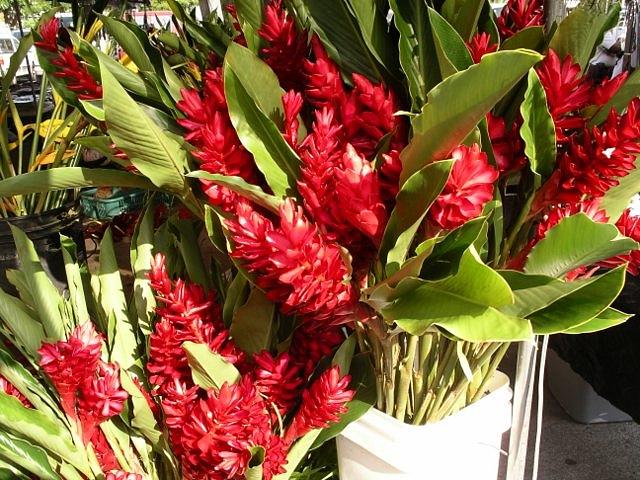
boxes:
[80,188,145,220]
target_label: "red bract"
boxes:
[0,375,30,407]
[284,366,354,443]
[429,144,499,231]
[177,69,259,211]
[599,209,640,275]
[304,36,347,110]
[289,322,345,377]
[253,350,304,417]
[282,90,303,148]
[497,0,544,38]
[91,428,120,472]
[50,47,102,100]
[35,17,60,52]
[592,72,628,106]
[536,50,592,142]
[105,472,143,480]
[226,199,357,323]
[161,379,199,458]
[466,32,498,63]
[487,113,527,175]
[38,323,102,416]
[259,0,309,90]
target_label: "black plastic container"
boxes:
[0,202,85,295]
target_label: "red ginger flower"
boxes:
[487,113,527,175]
[592,72,628,106]
[0,375,30,407]
[284,365,354,443]
[304,36,347,110]
[259,0,309,90]
[536,50,592,142]
[105,472,143,480]
[289,322,345,377]
[38,322,102,416]
[52,47,103,100]
[253,351,304,416]
[282,90,303,148]
[161,379,199,459]
[466,32,498,64]
[429,144,499,231]
[226,199,357,323]
[35,17,60,52]
[497,0,544,39]
[91,428,120,472]
[599,208,640,275]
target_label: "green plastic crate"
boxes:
[80,188,145,220]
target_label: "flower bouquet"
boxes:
[2,0,640,478]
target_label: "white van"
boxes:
[0,25,39,80]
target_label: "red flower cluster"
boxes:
[497,0,544,39]
[105,472,143,480]
[146,260,355,480]
[35,18,102,100]
[177,69,260,211]
[599,208,640,275]
[225,199,357,323]
[429,144,499,231]
[0,375,30,407]
[466,32,498,64]
[487,113,527,175]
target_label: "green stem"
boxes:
[499,193,534,267]
[470,342,510,403]
[395,335,418,421]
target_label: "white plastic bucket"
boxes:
[336,372,512,480]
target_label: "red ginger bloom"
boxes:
[429,144,499,231]
[180,377,285,480]
[253,351,304,416]
[52,48,103,100]
[91,428,120,472]
[536,50,592,142]
[284,365,354,444]
[466,32,498,64]
[592,72,628,106]
[289,322,345,377]
[497,0,544,39]
[38,322,102,416]
[161,379,199,459]
[259,0,309,90]
[105,472,143,480]
[0,375,30,407]
[282,90,303,148]
[35,17,60,52]
[226,199,357,323]
[487,113,527,175]
[599,208,640,275]
[304,36,347,110]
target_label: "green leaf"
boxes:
[302,0,385,80]
[528,266,627,334]
[130,204,156,340]
[188,172,284,213]
[441,0,485,41]
[205,205,229,255]
[500,26,545,52]
[428,7,473,78]
[224,67,299,197]
[379,159,453,272]
[99,229,138,370]
[245,446,265,480]
[171,218,212,290]
[60,236,89,326]
[99,55,189,195]
[0,289,45,357]
[549,4,621,70]
[524,213,638,277]
[166,0,230,57]
[223,273,249,327]
[234,0,265,52]
[120,372,161,446]
[519,69,556,179]
[591,67,640,125]
[230,288,275,355]
[0,168,157,198]
[331,335,356,376]
[9,226,64,340]
[272,430,321,480]
[0,431,58,480]
[389,0,436,107]
[0,393,89,475]
[598,156,640,222]
[0,35,34,107]
[563,306,631,334]
[399,49,542,184]
[183,341,241,389]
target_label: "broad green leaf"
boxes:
[205,205,228,255]
[166,0,230,56]
[99,56,189,194]
[441,0,485,40]
[549,4,621,70]
[519,69,556,179]
[234,0,264,52]
[399,49,542,184]
[591,68,640,125]
[500,26,545,52]
[528,266,627,334]
[223,273,249,327]
[230,288,275,355]
[272,430,321,480]
[563,306,631,334]
[332,335,357,376]
[598,156,640,222]
[9,226,64,340]
[428,7,473,78]
[99,15,161,73]
[0,460,30,479]
[477,0,500,44]
[60,236,89,326]
[0,431,58,480]
[0,168,156,198]
[183,341,241,389]
[302,0,385,80]
[0,289,45,356]
[131,203,156,340]
[524,213,638,277]
[379,159,453,272]
[171,217,212,290]
[224,67,299,197]
[0,393,89,475]
[188,172,284,213]
[389,0,437,107]
[99,229,138,370]
[120,372,161,446]
[0,35,34,108]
